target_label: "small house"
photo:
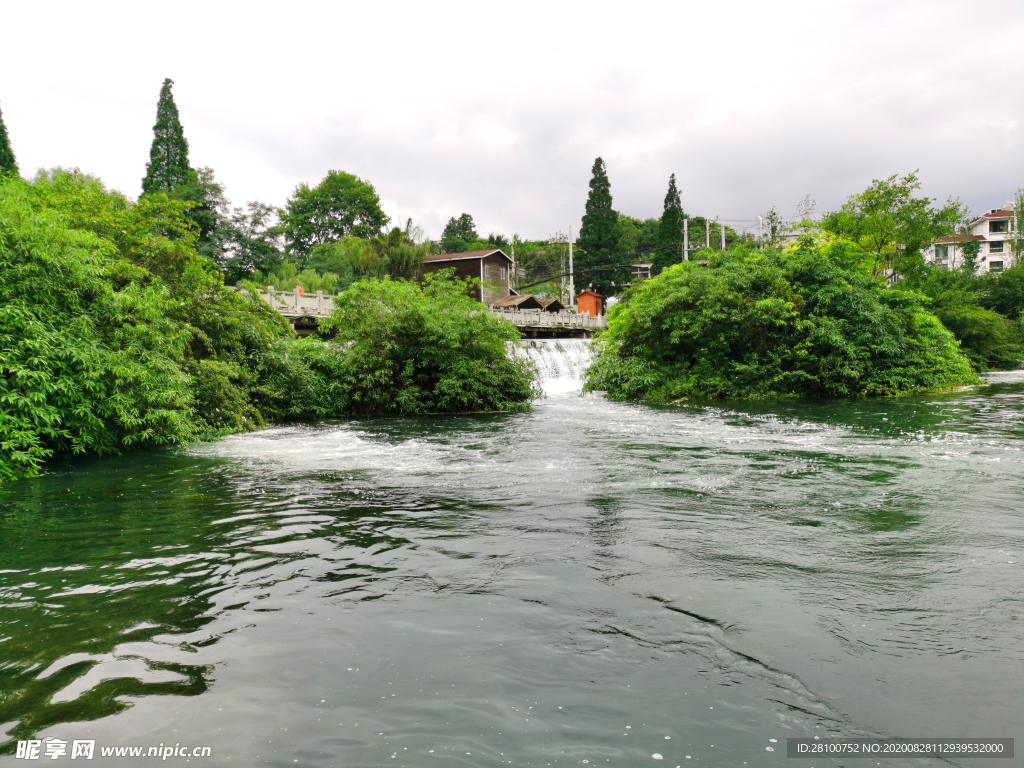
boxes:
[925,208,1017,274]
[490,294,543,310]
[576,289,605,317]
[537,297,566,312]
[421,249,515,304]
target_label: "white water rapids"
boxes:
[515,338,595,396]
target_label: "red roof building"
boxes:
[927,208,1018,274]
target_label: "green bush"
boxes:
[320,272,536,415]
[0,180,197,481]
[0,172,536,484]
[585,240,978,400]
[904,264,1023,371]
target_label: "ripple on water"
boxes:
[1,379,1022,766]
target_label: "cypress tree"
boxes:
[0,102,18,177]
[142,79,194,195]
[578,157,624,294]
[655,173,685,269]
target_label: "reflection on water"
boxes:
[1,374,1022,766]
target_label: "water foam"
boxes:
[516,339,595,396]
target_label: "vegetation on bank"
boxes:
[0,173,535,484]
[1,78,1022,483]
[584,240,980,400]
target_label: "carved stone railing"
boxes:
[245,286,606,331]
[253,286,336,317]
[488,307,607,330]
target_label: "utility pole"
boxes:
[705,218,711,250]
[720,220,726,250]
[682,218,689,261]
[568,225,575,311]
[511,234,516,292]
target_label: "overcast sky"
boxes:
[3,0,1023,240]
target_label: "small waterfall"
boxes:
[516,339,595,395]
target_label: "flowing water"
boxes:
[1,352,1023,767]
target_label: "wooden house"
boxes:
[537,297,566,312]
[490,294,542,310]
[576,290,605,317]
[421,249,514,304]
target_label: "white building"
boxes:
[925,208,1017,274]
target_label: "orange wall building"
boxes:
[576,290,605,317]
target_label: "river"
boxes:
[1,342,1022,767]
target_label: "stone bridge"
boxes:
[249,286,607,337]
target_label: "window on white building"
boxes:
[990,261,1004,273]
[989,219,1008,233]
[935,245,948,262]
[990,241,1004,253]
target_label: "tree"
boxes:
[441,213,478,253]
[174,166,232,263]
[318,272,536,416]
[141,79,193,195]
[818,172,962,281]
[282,170,389,257]
[655,173,684,269]
[578,157,626,295]
[0,101,18,177]
[224,201,285,283]
[585,239,977,400]
[1007,188,1024,267]
[140,80,230,263]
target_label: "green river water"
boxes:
[1,360,1022,767]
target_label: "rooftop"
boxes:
[424,249,512,263]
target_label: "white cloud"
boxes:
[2,0,1022,240]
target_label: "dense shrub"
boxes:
[0,173,537,482]
[319,273,536,415]
[0,181,197,481]
[905,264,1024,371]
[585,240,978,400]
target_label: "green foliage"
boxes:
[141,79,193,195]
[578,157,625,294]
[31,169,197,282]
[0,179,197,482]
[249,262,342,294]
[282,170,389,256]
[0,101,18,177]
[319,271,536,416]
[983,263,1024,321]
[904,265,1024,371]
[224,201,285,283]
[441,213,479,253]
[585,239,978,400]
[818,172,962,281]
[139,80,231,264]
[654,174,684,268]
[0,171,307,483]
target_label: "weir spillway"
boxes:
[516,338,595,395]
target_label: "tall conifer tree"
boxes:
[655,173,685,269]
[142,79,194,195]
[578,157,625,294]
[0,102,18,177]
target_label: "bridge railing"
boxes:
[245,286,607,329]
[488,307,607,329]
[253,286,336,317]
